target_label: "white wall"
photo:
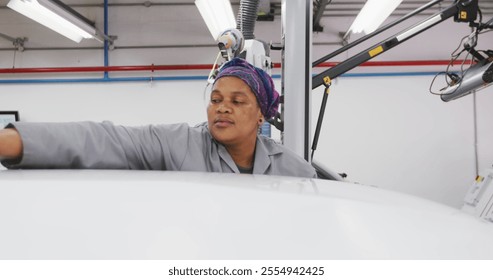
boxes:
[1,73,492,208]
[0,80,207,125]
[312,74,493,208]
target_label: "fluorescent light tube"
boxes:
[7,0,96,43]
[348,0,403,35]
[195,0,236,40]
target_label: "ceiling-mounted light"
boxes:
[195,0,236,40]
[348,0,403,35]
[440,60,493,102]
[7,0,98,43]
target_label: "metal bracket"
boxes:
[270,42,284,51]
[0,33,28,51]
[107,35,118,50]
[13,37,27,52]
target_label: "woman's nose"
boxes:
[217,103,232,113]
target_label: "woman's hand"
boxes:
[0,128,22,161]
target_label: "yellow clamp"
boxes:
[323,76,332,87]
[323,76,332,95]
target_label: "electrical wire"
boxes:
[427,6,493,96]
[429,35,469,95]
[428,28,483,95]
[203,51,223,107]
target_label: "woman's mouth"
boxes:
[214,118,234,128]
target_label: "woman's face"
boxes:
[207,76,263,148]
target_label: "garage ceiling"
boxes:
[0,0,491,67]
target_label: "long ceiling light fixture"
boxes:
[347,0,404,36]
[7,0,100,43]
[195,0,236,40]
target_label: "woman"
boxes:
[0,58,316,178]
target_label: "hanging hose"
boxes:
[236,0,260,40]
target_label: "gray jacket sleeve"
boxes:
[3,121,190,169]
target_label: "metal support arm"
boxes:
[313,3,459,89]
[310,1,464,160]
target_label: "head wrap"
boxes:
[214,58,280,120]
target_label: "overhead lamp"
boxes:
[7,0,98,43]
[440,60,493,102]
[195,0,236,40]
[347,0,403,35]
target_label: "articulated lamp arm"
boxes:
[310,0,474,161]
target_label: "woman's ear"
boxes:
[258,113,264,125]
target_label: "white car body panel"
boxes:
[0,170,492,259]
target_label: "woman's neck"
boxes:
[226,139,256,169]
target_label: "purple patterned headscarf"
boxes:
[214,58,280,120]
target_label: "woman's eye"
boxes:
[211,99,220,103]
[233,100,244,104]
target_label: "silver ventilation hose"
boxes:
[236,0,260,40]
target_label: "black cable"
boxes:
[429,34,468,95]
[430,49,475,96]
[428,23,485,96]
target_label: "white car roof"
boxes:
[1,170,492,259]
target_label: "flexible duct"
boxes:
[236,0,260,40]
